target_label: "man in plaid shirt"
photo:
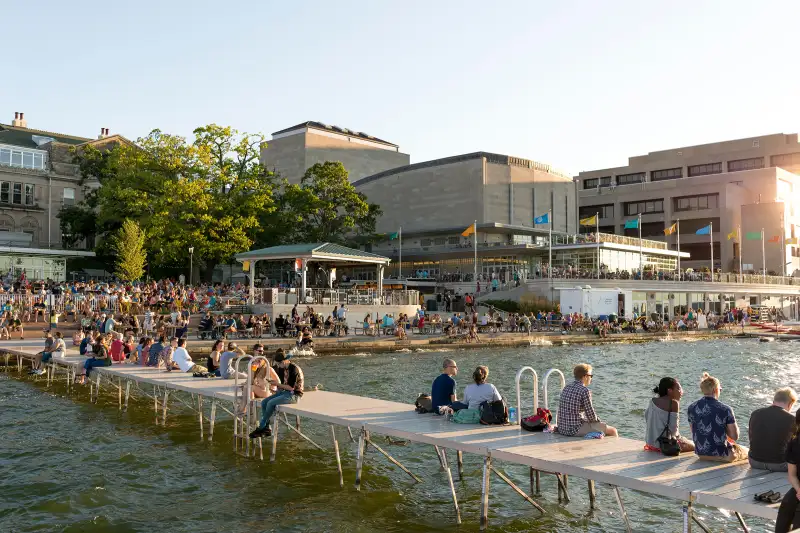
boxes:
[557,364,618,437]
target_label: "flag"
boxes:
[461,223,475,237]
[768,235,780,243]
[786,237,798,245]
[664,223,677,235]
[579,215,597,226]
[388,231,399,240]
[242,260,250,272]
[746,232,762,240]
[534,213,549,225]
[624,218,639,229]
[696,225,711,235]
[727,229,738,240]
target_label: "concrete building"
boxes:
[0,112,128,279]
[260,121,410,184]
[576,133,800,273]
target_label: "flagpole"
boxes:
[782,210,787,278]
[596,212,600,279]
[709,221,714,283]
[548,210,552,281]
[738,224,742,281]
[473,220,477,292]
[638,213,643,277]
[677,219,681,281]
[398,227,402,279]
[762,228,766,283]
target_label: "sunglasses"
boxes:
[586,374,594,378]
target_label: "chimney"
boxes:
[12,111,27,128]
[98,127,108,140]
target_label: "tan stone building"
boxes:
[576,133,800,274]
[260,121,410,184]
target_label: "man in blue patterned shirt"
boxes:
[687,372,746,462]
[557,364,618,437]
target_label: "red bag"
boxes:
[521,407,552,432]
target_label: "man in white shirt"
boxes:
[171,338,207,373]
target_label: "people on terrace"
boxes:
[687,372,746,462]
[748,388,797,471]
[644,377,694,453]
[557,364,618,437]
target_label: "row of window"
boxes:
[583,193,720,218]
[624,199,664,216]
[0,146,48,171]
[674,193,719,211]
[0,182,75,207]
[579,204,614,219]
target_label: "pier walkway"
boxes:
[1,345,787,532]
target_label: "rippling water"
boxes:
[1,338,793,532]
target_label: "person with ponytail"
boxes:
[458,366,502,411]
[775,411,800,532]
[687,372,746,462]
[644,377,694,453]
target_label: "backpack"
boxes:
[415,394,433,414]
[479,398,509,425]
[521,407,552,432]
[453,408,482,424]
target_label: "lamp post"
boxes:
[188,246,194,286]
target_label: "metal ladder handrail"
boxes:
[542,368,566,424]
[515,366,538,425]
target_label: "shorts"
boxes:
[574,421,609,437]
[41,352,52,363]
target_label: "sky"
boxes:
[3,0,800,176]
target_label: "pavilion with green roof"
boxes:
[235,243,391,303]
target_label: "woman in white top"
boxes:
[461,366,502,410]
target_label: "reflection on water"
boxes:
[0,338,791,532]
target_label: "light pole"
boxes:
[188,246,194,286]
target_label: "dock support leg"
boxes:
[198,395,204,440]
[480,455,491,531]
[118,377,123,409]
[441,449,462,524]
[355,428,366,491]
[66,365,71,394]
[734,511,749,532]
[691,514,711,533]
[279,417,324,450]
[434,445,445,469]
[347,426,356,444]
[124,380,131,411]
[613,486,632,533]
[161,389,169,425]
[491,466,546,514]
[457,450,464,481]
[588,479,597,509]
[331,425,344,488]
[270,415,280,463]
[153,386,159,422]
[556,474,570,503]
[683,504,690,533]
[535,469,541,495]
[209,401,217,441]
[366,436,422,483]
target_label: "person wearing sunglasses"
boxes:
[431,358,459,415]
[557,364,618,437]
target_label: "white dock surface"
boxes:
[3,345,786,522]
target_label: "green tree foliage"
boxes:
[111,219,147,281]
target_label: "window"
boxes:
[12,183,22,204]
[616,172,645,185]
[583,178,598,189]
[673,193,719,212]
[651,168,682,181]
[420,238,432,247]
[0,145,47,170]
[0,148,10,166]
[727,157,764,172]
[579,204,614,219]
[433,237,446,246]
[687,162,722,177]
[63,187,75,206]
[24,184,34,206]
[599,176,613,187]
[0,182,8,203]
[448,236,459,245]
[624,199,663,216]
[771,152,800,168]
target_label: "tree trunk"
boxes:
[201,261,217,283]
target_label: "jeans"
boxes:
[84,358,109,376]
[450,401,469,411]
[258,390,297,429]
[748,457,788,472]
[776,487,800,532]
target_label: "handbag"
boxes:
[657,410,681,456]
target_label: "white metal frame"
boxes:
[515,366,539,424]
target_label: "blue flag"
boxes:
[534,213,549,225]
[696,225,711,235]
[624,218,639,229]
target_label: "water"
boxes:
[1,338,792,532]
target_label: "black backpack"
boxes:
[479,398,509,425]
[415,394,433,414]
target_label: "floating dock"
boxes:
[1,345,786,532]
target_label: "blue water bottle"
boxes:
[509,407,517,424]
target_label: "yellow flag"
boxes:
[727,229,738,240]
[242,260,250,272]
[786,237,798,245]
[579,215,597,226]
[664,223,677,235]
[461,223,475,237]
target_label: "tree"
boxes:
[111,219,147,281]
[275,161,382,245]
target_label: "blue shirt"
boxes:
[431,374,456,414]
[687,396,736,457]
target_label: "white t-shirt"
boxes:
[463,383,502,410]
[172,347,194,372]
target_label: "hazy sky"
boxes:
[3,0,799,175]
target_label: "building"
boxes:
[0,111,130,279]
[260,121,410,184]
[576,133,800,274]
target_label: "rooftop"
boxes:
[0,123,93,149]
[235,242,391,265]
[272,121,397,147]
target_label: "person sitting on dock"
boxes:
[451,366,501,411]
[431,358,459,414]
[249,349,304,439]
[644,377,694,453]
[557,364,618,437]
[748,387,797,472]
[774,411,800,532]
[172,338,207,374]
[30,332,54,375]
[146,336,166,367]
[687,372,747,462]
[76,334,112,384]
[218,342,247,380]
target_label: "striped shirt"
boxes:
[557,380,599,436]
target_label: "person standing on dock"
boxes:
[557,364,618,437]
[249,349,304,439]
[431,358,459,414]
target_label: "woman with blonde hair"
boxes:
[687,372,746,462]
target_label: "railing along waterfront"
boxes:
[255,288,419,306]
[0,293,120,312]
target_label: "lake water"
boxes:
[1,337,794,532]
